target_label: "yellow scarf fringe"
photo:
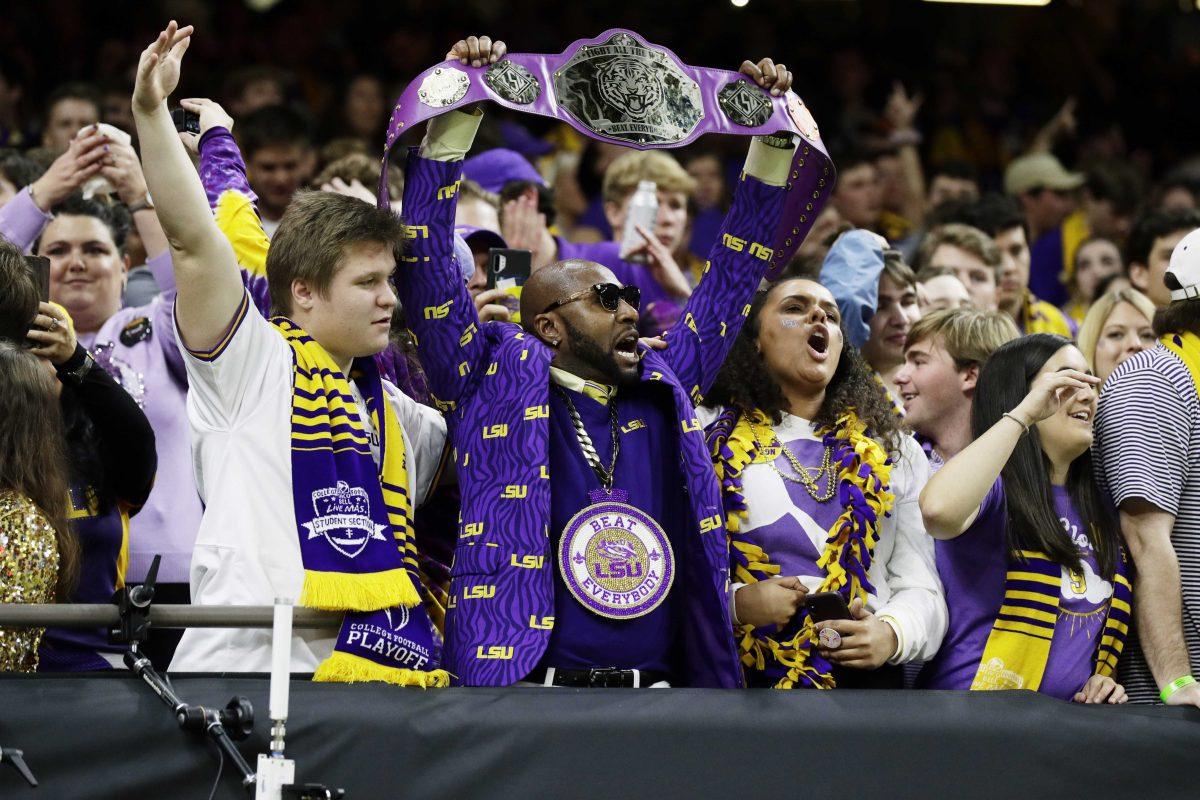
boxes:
[314,651,450,687]
[719,410,894,689]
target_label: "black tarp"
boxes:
[1,673,1197,799]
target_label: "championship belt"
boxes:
[379,28,835,280]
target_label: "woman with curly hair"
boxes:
[700,278,946,688]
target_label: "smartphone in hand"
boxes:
[25,256,50,302]
[776,588,852,640]
[806,591,852,623]
[486,248,532,323]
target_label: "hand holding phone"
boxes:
[486,248,532,323]
[806,591,852,623]
[775,588,850,640]
[25,256,50,302]
[171,107,201,134]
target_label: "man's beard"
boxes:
[563,318,640,387]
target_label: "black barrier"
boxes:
[1,674,1197,799]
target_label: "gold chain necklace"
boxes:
[749,420,837,502]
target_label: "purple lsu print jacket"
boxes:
[399,151,786,687]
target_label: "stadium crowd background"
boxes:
[1,1,1200,709]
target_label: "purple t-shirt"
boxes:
[920,479,1110,700]
[688,206,726,262]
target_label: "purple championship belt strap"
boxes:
[379,28,835,278]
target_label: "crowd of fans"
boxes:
[1,13,1199,712]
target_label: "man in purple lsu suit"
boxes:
[398,36,833,687]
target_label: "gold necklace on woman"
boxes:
[749,419,837,502]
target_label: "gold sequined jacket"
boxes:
[0,491,59,672]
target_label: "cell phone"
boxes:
[774,586,851,640]
[486,248,532,323]
[25,256,50,302]
[806,591,852,623]
[171,107,201,134]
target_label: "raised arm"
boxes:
[1,130,107,252]
[100,139,169,263]
[183,98,272,315]
[393,37,506,413]
[396,113,489,413]
[663,58,795,397]
[920,368,1099,539]
[131,22,244,353]
[881,83,926,228]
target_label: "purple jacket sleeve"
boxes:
[198,126,272,318]
[663,174,787,400]
[0,187,52,253]
[198,127,256,206]
[394,150,489,414]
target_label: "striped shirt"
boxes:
[1094,344,1200,703]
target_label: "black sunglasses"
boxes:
[542,283,641,314]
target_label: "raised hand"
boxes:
[320,177,376,205]
[177,97,233,153]
[1009,368,1100,427]
[625,223,692,300]
[500,192,546,253]
[739,58,793,97]
[446,36,507,68]
[26,302,78,366]
[133,21,194,114]
[98,140,150,206]
[1048,97,1078,139]
[28,126,108,211]
[884,81,923,133]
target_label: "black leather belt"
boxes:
[525,666,673,688]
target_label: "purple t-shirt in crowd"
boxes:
[688,206,726,262]
[919,478,1111,699]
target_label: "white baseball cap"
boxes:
[1166,227,1200,302]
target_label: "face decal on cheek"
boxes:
[780,318,801,329]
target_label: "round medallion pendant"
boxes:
[558,501,675,619]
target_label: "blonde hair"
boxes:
[601,150,696,205]
[916,223,1002,282]
[1076,287,1157,371]
[458,178,499,208]
[905,307,1019,367]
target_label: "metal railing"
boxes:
[0,604,341,629]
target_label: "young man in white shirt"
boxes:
[132,23,447,672]
[893,308,1018,467]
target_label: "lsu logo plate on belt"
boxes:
[558,500,674,619]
